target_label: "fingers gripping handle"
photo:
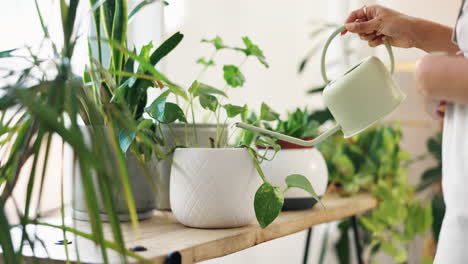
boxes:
[320,25,395,84]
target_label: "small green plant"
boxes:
[146,35,321,229]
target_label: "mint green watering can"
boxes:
[236,25,406,146]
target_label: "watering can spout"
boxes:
[235,122,341,147]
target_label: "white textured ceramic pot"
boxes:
[258,141,328,210]
[170,148,261,228]
[155,124,227,210]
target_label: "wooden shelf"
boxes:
[17,192,377,264]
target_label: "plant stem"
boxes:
[247,148,268,183]
[187,50,218,145]
[167,124,181,146]
[209,55,249,139]
[189,98,199,146]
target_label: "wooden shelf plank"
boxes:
[17,192,377,264]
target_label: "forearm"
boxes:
[416,55,468,104]
[410,17,460,55]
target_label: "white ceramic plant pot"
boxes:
[170,148,261,228]
[155,124,227,210]
[71,126,158,221]
[258,143,328,210]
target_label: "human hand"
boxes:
[424,98,446,120]
[342,5,416,48]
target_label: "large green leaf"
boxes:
[102,0,116,38]
[103,38,189,100]
[254,183,284,228]
[145,91,187,123]
[223,65,245,88]
[163,103,187,123]
[111,0,128,75]
[145,90,170,121]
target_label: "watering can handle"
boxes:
[321,25,395,84]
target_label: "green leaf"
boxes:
[102,38,189,101]
[128,0,169,21]
[145,90,170,121]
[0,48,17,58]
[201,35,227,50]
[260,103,279,121]
[117,127,136,153]
[240,36,269,68]
[149,31,184,66]
[199,94,218,112]
[306,85,326,94]
[145,92,187,123]
[254,183,284,228]
[223,104,247,118]
[196,57,215,67]
[223,65,245,88]
[109,0,128,76]
[188,80,200,95]
[190,82,227,98]
[285,174,320,201]
[163,103,187,123]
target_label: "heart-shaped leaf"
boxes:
[254,183,284,229]
[190,81,227,98]
[223,104,247,118]
[285,174,320,202]
[260,103,279,121]
[163,102,187,123]
[145,90,170,121]
[199,94,218,112]
[223,65,245,88]
[117,127,136,153]
[240,36,269,68]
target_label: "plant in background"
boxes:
[417,132,444,259]
[317,123,432,264]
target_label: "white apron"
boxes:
[434,0,468,263]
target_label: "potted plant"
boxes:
[166,37,321,229]
[245,106,330,210]
[317,123,432,263]
[0,0,157,262]
[71,0,187,220]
